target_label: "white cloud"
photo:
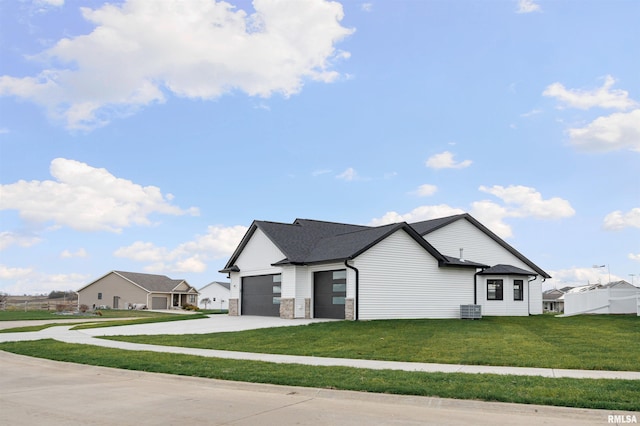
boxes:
[0,128,9,134]
[0,158,198,232]
[543,76,637,111]
[0,0,353,130]
[0,232,42,250]
[425,151,472,170]
[38,0,65,6]
[383,171,398,179]
[114,225,248,273]
[0,265,89,295]
[516,0,541,14]
[469,185,575,238]
[545,267,623,289]
[371,185,574,239]
[568,109,640,152]
[0,265,34,280]
[369,205,465,226]
[411,184,438,197]
[629,253,640,262]
[312,169,332,176]
[361,3,373,12]
[60,248,88,259]
[603,208,640,230]
[469,200,514,239]
[478,185,576,220]
[520,109,542,118]
[336,167,358,181]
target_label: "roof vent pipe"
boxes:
[459,248,465,262]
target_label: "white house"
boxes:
[198,281,230,310]
[220,214,550,320]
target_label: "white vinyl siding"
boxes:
[478,276,530,316]
[354,230,475,319]
[197,283,230,310]
[528,279,543,314]
[231,228,285,300]
[426,218,546,316]
[235,229,285,275]
[425,218,534,271]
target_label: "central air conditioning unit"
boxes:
[460,304,482,319]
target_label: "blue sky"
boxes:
[1,0,638,295]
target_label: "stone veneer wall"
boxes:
[305,298,311,318]
[228,299,239,316]
[345,298,355,320]
[280,298,295,319]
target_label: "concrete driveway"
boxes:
[0,350,618,426]
[82,314,336,336]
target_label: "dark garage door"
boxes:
[241,274,281,316]
[314,270,346,319]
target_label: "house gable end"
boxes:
[420,214,551,279]
[234,227,287,274]
[78,271,152,294]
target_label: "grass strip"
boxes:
[1,339,638,411]
[0,323,81,333]
[0,310,182,321]
[71,313,207,330]
[104,315,640,371]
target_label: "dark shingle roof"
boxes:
[256,219,369,263]
[410,214,466,235]
[477,264,536,276]
[115,271,189,292]
[543,289,565,300]
[222,218,468,271]
[441,255,488,268]
[221,214,549,277]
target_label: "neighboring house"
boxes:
[602,280,637,290]
[220,213,551,320]
[198,281,230,310]
[562,281,640,316]
[77,271,199,310]
[542,289,566,313]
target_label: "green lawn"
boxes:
[0,309,207,333]
[1,339,638,411]
[104,315,640,371]
[0,309,178,321]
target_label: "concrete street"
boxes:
[0,351,620,426]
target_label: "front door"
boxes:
[314,270,346,319]
[113,296,119,309]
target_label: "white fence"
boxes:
[563,287,640,316]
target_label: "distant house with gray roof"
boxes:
[543,289,566,313]
[198,281,230,310]
[220,213,550,320]
[77,271,198,310]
